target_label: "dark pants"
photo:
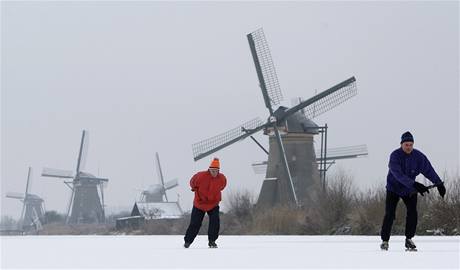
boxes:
[184,205,220,244]
[380,190,418,241]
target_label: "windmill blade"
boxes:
[78,176,109,182]
[154,152,168,202]
[19,167,32,228]
[283,77,357,121]
[315,144,368,161]
[5,192,25,200]
[42,167,74,179]
[76,130,89,175]
[65,187,75,224]
[164,178,179,190]
[251,161,268,175]
[247,28,283,111]
[31,208,43,231]
[25,167,32,195]
[99,181,106,223]
[155,153,166,188]
[41,201,46,218]
[272,126,298,206]
[192,117,267,161]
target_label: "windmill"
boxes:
[192,28,358,208]
[130,152,183,220]
[139,152,180,203]
[6,167,45,232]
[42,130,108,224]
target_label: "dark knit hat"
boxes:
[400,131,414,144]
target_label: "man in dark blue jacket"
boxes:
[380,131,446,251]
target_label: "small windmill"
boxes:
[192,28,358,208]
[6,167,45,232]
[139,152,179,203]
[42,130,108,224]
[131,152,183,220]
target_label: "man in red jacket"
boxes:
[184,158,227,248]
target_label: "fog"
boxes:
[1,1,458,218]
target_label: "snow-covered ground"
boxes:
[1,235,459,269]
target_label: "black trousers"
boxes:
[380,190,418,241]
[184,205,220,244]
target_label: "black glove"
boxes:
[437,182,446,198]
[414,182,429,196]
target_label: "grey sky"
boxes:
[1,1,459,218]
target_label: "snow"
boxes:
[1,235,459,269]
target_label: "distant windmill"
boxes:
[192,28,358,208]
[42,130,108,224]
[6,167,45,232]
[139,152,179,203]
[130,152,183,220]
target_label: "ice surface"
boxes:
[1,235,459,269]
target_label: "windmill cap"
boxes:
[209,158,220,169]
[401,131,414,144]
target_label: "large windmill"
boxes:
[6,167,45,232]
[192,28,358,208]
[42,130,108,224]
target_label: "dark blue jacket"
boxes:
[387,148,442,197]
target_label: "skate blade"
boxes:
[405,248,417,252]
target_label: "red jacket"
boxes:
[190,170,227,212]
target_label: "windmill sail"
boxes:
[41,168,74,179]
[155,152,168,201]
[6,192,25,200]
[19,167,32,229]
[76,130,89,175]
[247,28,283,109]
[283,77,357,122]
[317,145,368,160]
[248,28,298,205]
[192,117,266,161]
[164,179,179,190]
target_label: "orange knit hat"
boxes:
[209,158,220,169]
